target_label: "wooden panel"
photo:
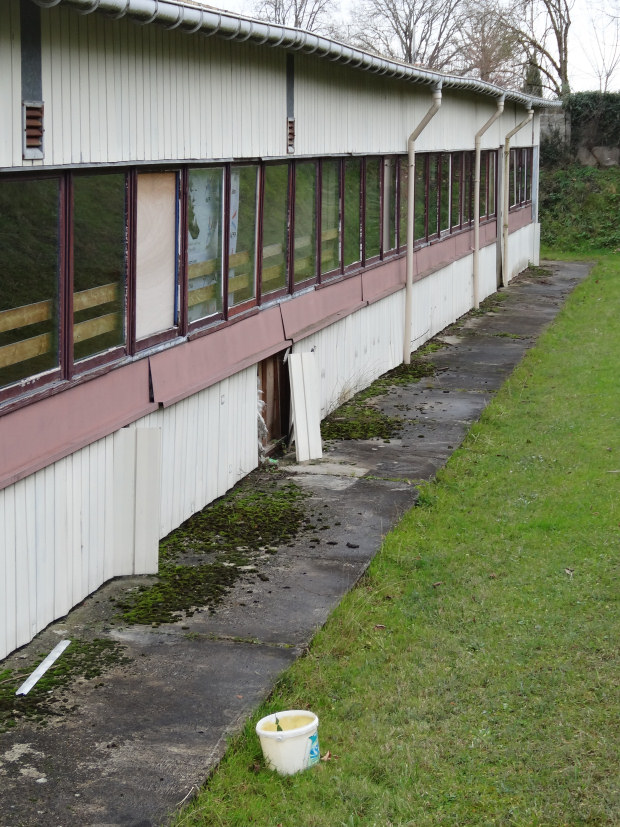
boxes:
[133,428,161,575]
[135,173,177,340]
[288,352,322,462]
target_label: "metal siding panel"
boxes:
[2,486,17,660]
[53,459,71,619]
[113,429,136,577]
[134,428,161,575]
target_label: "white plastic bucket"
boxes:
[255,710,320,775]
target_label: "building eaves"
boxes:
[32,0,562,110]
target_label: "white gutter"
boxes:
[473,95,504,309]
[32,0,561,112]
[403,84,442,365]
[501,108,534,287]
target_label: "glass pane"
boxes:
[451,154,462,229]
[488,153,495,216]
[365,157,381,259]
[321,160,340,274]
[262,164,289,295]
[229,166,258,307]
[463,153,473,223]
[479,153,488,219]
[0,178,60,389]
[385,158,397,252]
[510,150,516,207]
[428,155,440,237]
[399,157,409,248]
[294,162,317,285]
[414,155,426,241]
[343,158,361,266]
[188,168,223,322]
[439,155,450,232]
[73,174,126,361]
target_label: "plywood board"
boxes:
[288,352,323,463]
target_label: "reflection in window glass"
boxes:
[73,174,126,361]
[343,159,361,266]
[399,157,409,248]
[0,178,60,389]
[365,158,381,259]
[294,162,317,285]
[262,164,289,295]
[440,156,450,232]
[414,156,426,241]
[451,154,462,229]
[384,158,397,252]
[488,153,495,216]
[321,160,340,274]
[463,153,473,224]
[479,153,488,218]
[428,154,439,237]
[188,168,223,322]
[229,166,258,307]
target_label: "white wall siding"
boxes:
[0,0,22,169]
[0,367,258,660]
[506,224,537,282]
[293,291,405,417]
[35,9,287,167]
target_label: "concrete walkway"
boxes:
[0,261,590,827]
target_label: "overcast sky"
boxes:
[216,0,618,93]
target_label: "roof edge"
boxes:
[32,0,563,110]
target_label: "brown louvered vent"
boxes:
[287,117,295,154]
[23,101,44,159]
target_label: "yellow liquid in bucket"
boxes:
[260,715,314,732]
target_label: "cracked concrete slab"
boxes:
[0,261,591,827]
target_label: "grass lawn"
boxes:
[173,254,619,827]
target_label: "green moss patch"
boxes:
[321,359,435,441]
[0,639,130,733]
[115,481,311,625]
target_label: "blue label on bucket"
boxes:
[308,732,320,766]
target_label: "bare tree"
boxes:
[503,0,573,96]
[452,0,524,87]
[252,0,337,31]
[346,0,466,71]
[586,3,620,91]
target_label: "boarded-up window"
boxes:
[135,173,178,341]
[73,173,126,361]
[0,177,60,389]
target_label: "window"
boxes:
[0,177,60,391]
[510,148,533,209]
[364,157,381,261]
[343,159,361,267]
[0,171,128,401]
[320,159,341,275]
[383,157,398,253]
[187,167,224,323]
[262,163,289,296]
[293,162,317,285]
[228,166,258,309]
[399,156,409,250]
[73,174,126,361]
[135,173,178,343]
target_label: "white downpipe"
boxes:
[473,96,504,308]
[501,109,533,287]
[403,85,442,365]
